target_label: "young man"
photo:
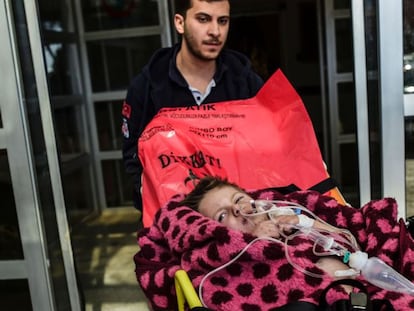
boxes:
[122,0,264,211]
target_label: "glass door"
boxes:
[37,0,96,220]
[0,0,82,310]
[73,0,172,210]
[324,0,362,207]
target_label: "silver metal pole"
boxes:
[351,0,371,205]
[377,0,406,219]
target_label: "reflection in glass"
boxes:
[228,13,281,81]
[44,44,78,96]
[102,160,134,207]
[405,1,414,217]
[337,82,356,135]
[335,18,353,73]
[406,117,414,217]
[53,105,83,154]
[362,0,382,201]
[95,100,123,151]
[38,0,69,32]
[404,54,414,93]
[87,36,161,92]
[404,0,414,93]
[334,0,349,10]
[62,167,94,216]
[340,143,359,207]
[0,279,32,310]
[366,78,381,201]
[364,1,378,73]
[81,0,159,32]
[0,150,24,260]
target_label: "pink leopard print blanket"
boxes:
[135,189,414,310]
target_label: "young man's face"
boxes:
[175,0,230,61]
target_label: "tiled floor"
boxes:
[71,208,151,311]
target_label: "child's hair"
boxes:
[179,175,244,210]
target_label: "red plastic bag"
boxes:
[139,70,337,227]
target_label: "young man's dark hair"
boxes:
[174,0,231,17]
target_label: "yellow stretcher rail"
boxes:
[175,269,203,311]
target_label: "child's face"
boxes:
[198,185,266,233]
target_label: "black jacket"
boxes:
[122,44,264,210]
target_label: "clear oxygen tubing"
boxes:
[240,200,361,279]
[282,226,360,278]
[242,199,414,295]
[243,199,360,251]
[198,200,359,307]
[197,200,414,307]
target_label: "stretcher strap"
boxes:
[308,177,339,194]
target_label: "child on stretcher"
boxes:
[179,176,355,285]
[135,175,414,310]
[179,175,414,296]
